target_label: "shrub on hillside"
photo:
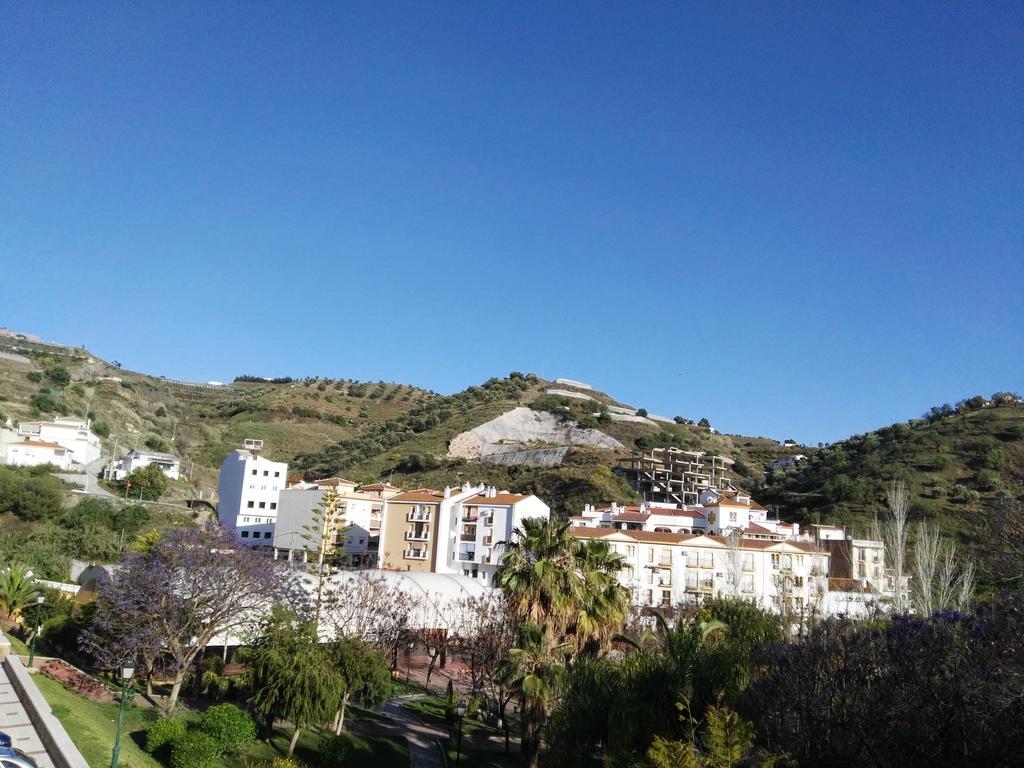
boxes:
[92,420,110,438]
[26,371,42,383]
[30,391,60,413]
[170,731,220,768]
[123,463,168,500]
[44,365,70,387]
[144,436,169,452]
[145,716,187,753]
[198,703,256,753]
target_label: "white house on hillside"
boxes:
[112,449,181,480]
[4,438,73,470]
[15,416,101,465]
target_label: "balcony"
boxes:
[462,514,479,523]
[404,549,428,560]
[454,549,477,562]
[405,530,429,541]
[406,511,431,522]
[460,533,476,542]
[658,575,672,587]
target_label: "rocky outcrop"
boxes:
[447,406,623,461]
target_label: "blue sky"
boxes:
[1,2,1021,444]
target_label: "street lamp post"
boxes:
[27,595,45,668]
[405,642,414,693]
[455,701,467,768]
[110,661,136,768]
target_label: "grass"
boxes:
[226,727,408,768]
[33,673,162,768]
[401,696,500,738]
[447,745,519,768]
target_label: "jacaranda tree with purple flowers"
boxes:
[81,522,301,711]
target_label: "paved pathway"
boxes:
[0,664,56,768]
[375,696,448,768]
[54,457,115,498]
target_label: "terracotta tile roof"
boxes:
[571,527,826,554]
[650,508,706,519]
[359,482,401,491]
[829,577,875,594]
[612,512,649,523]
[388,489,443,503]
[15,439,67,450]
[316,477,358,487]
[465,493,533,505]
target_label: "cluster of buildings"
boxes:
[0,416,102,470]
[215,444,551,586]
[568,491,890,619]
[215,443,896,617]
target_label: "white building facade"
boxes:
[113,449,181,480]
[3,438,73,470]
[16,417,101,465]
[216,448,288,546]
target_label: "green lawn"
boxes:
[34,674,407,768]
[447,745,519,768]
[227,727,408,768]
[6,634,31,655]
[401,696,501,738]
[33,673,162,768]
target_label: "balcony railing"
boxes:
[406,512,431,522]
[404,549,428,560]
[460,534,476,542]
[454,550,477,562]
[405,531,429,541]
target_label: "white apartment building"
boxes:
[379,484,550,586]
[112,449,181,480]
[570,490,894,617]
[15,417,101,465]
[570,527,830,616]
[449,488,551,585]
[216,447,288,546]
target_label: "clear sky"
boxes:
[2,2,1021,444]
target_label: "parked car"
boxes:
[0,732,38,768]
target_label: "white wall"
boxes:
[217,450,288,546]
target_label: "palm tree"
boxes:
[498,518,630,767]
[0,563,39,627]
[497,622,570,768]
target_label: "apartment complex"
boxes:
[570,490,894,618]
[216,447,288,545]
[617,447,736,505]
[379,484,550,585]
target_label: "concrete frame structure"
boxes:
[617,447,736,505]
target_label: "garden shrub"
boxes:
[145,716,187,753]
[198,703,256,753]
[169,731,220,768]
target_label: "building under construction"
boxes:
[617,447,736,505]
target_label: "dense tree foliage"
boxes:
[744,596,1024,767]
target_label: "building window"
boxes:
[247,501,255,508]
[263,470,269,476]
[251,469,257,475]
[259,502,266,509]
[270,502,277,510]
[264,532,271,539]
[794,576,804,588]
[241,531,250,538]
[274,471,280,477]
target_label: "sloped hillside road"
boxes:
[54,457,115,498]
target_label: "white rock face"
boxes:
[544,388,597,401]
[553,378,592,390]
[447,406,623,460]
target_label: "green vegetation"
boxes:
[33,673,162,768]
[755,396,1024,579]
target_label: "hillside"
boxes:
[2,333,1021,538]
[754,395,1024,579]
